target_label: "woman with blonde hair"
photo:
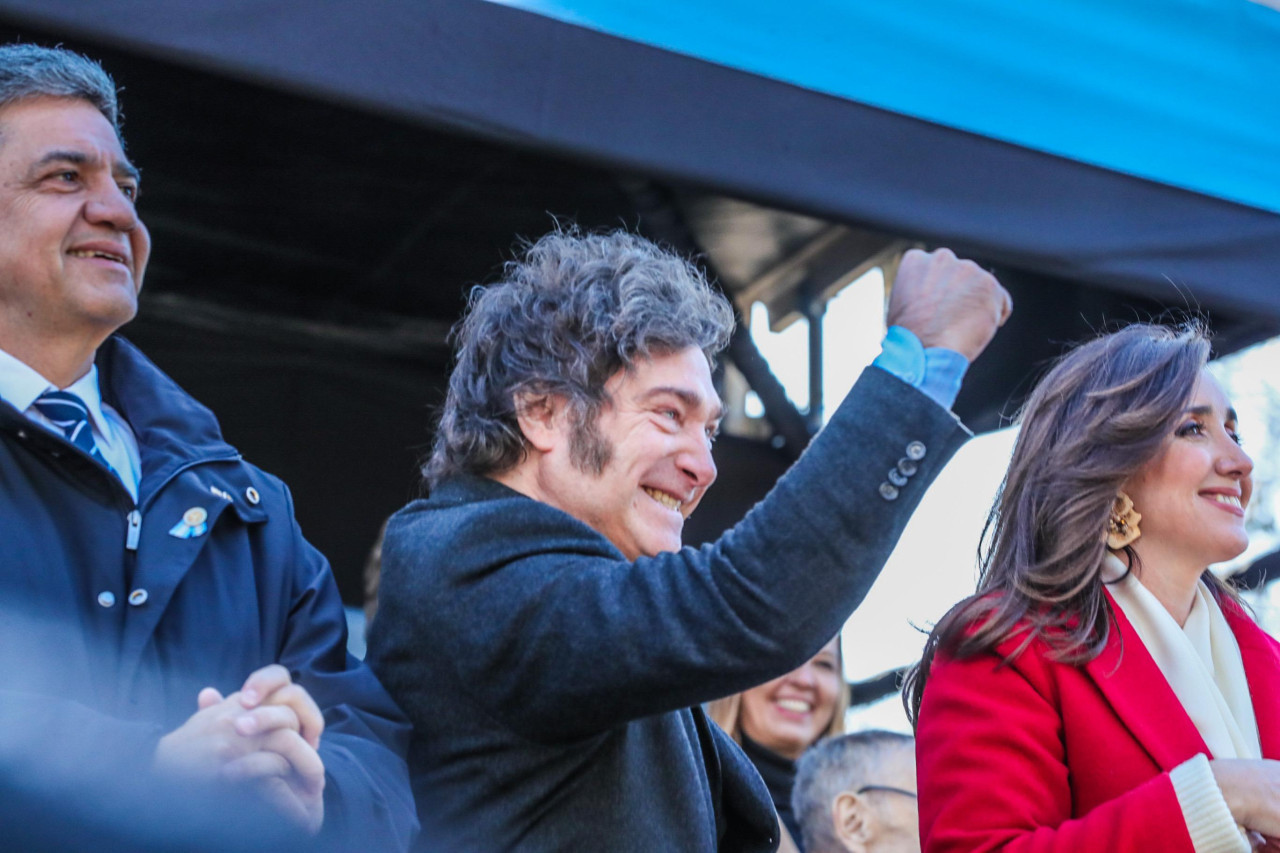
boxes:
[710,636,851,852]
[909,323,1280,851]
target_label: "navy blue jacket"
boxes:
[0,336,417,851]
[367,367,969,851]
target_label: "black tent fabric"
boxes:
[3,0,1278,315]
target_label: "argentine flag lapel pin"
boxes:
[168,506,209,539]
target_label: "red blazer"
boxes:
[917,593,1280,852]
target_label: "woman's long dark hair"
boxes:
[904,322,1236,726]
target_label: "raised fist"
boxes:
[886,248,1012,363]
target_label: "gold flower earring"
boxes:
[1107,492,1142,549]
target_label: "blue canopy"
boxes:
[499,0,1280,215]
[6,0,1279,322]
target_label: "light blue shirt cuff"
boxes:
[872,325,969,410]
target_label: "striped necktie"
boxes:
[31,390,114,472]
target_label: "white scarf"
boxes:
[1103,554,1261,761]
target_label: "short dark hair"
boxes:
[793,730,914,853]
[425,227,735,486]
[0,43,120,138]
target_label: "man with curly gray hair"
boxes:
[368,229,1009,851]
[425,228,734,489]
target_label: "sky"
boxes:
[748,269,1280,733]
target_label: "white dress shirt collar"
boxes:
[0,344,140,502]
[0,345,113,437]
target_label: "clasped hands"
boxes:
[154,664,325,835]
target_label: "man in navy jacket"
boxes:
[0,45,414,850]
[367,229,1011,850]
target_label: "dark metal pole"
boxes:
[805,292,825,431]
[622,179,814,460]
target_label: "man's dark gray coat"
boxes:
[368,367,968,851]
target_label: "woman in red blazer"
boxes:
[907,323,1280,852]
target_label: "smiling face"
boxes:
[0,96,149,353]
[1122,369,1253,576]
[739,637,843,761]
[525,346,722,561]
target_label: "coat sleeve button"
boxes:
[128,589,149,606]
[97,591,116,608]
[878,482,900,501]
[888,468,908,487]
[906,441,927,461]
[897,457,918,477]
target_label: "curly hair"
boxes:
[424,228,735,486]
[0,44,120,139]
[904,322,1227,725]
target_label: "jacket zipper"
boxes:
[126,509,142,551]
[16,421,240,552]
[122,454,241,551]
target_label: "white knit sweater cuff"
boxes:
[1170,753,1250,853]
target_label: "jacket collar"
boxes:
[429,471,525,505]
[1221,599,1280,759]
[1086,588,1280,767]
[96,335,240,502]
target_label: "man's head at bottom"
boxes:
[427,228,735,560]
[794,731,919,853]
